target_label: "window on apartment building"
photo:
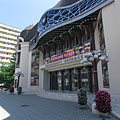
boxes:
[18,44,21,50]
[16,52,21,68]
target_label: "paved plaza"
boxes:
[0,92,118,120]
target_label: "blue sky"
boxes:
[0,0,59,30]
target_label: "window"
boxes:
[76,36,79,45]
[16,52,21,68]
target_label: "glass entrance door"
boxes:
[50,72,57,90]
[81,68,89,91]
[72,69,78,91]
[64,70,69,90]
[57,71,62,90]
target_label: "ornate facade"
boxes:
[15,0,120,102]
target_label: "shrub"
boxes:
[95,90,112,113]
[77,88,87,105]
[9,86,14,93]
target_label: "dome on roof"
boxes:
[20,24,34,40]
[24,24,34,30]
[54,0,80,8]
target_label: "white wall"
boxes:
[39,50,45,91]
[94,21,104,91]
[102,0,120,98]
[19,42,29,92]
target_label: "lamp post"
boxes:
[14,71,24,88]
[80,50,109,93]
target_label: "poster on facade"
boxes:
[31,49,39,86]
[98,13,110,88]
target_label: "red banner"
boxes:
[51,50,75,62]
[64,51,74,58]
[51,54,64,62]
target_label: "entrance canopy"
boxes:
[29,0,113,50]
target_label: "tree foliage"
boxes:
[0,53,15,88]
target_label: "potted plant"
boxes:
[9,86,14,93]
[77,88,87,109]
[17,87,22,95]
[94,90,112,118]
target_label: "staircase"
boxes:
[36,90,78,102]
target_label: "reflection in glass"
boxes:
[72,69,78,91]
[57,71,62,90]
[64,71,69,90]
[81,68,88,91]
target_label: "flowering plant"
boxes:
[9,86,14,93]
[95,90,112,113]
[77,88,87,105]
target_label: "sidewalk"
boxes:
[0,92,118,120]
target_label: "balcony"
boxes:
[0,24,21,33]
[0,53,13,58]
[0,38,17,44]
[0,59,10,63]
[0,43,16,49]
[0,48,15,53]
[43,40,91,65]
[0,28,20,36]
[0,33,17,40]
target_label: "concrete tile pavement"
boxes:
[0,92,118,120]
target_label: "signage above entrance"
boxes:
[45,54,82,68]
[51,49,75,62]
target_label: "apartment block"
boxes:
[0,24,21,66]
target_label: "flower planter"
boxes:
[9,86,14,93]
[94,90,112,118]
[77,88,87,109]
[17,87,22,95]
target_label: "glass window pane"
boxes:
[72,69,78,91]
[64,71,69,90]
[81,68,89,91]
[57,72,62,90]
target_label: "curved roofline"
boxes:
[40,0,81,17]
[53,0,81,9]
[30,0,114,50]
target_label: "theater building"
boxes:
[15,0,120,101]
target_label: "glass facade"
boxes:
[57,72,62,90]
[81,68,89,91]
[72,69,78,91]
[64,71,70,90]
[50,67,91,92]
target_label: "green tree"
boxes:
[0,53,16,88]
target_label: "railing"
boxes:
[43,39,91,65]
[0,48,15,53]
[0,38,17,44]
[0,33,17,40]
[0,43,16,49]
[0,28,20,36]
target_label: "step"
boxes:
[36,90,78,102]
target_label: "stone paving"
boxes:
[0,92,118,120]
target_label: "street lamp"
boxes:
[80,49,109,93]
[14,71,24,88]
